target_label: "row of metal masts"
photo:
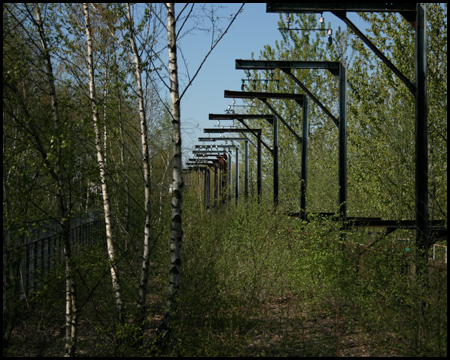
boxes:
[185,85,310,211]
[185,4,447,258]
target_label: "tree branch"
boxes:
[178,3,245,101]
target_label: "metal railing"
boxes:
[433,244,447,264]
[3,212,105,299]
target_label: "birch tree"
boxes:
[34,4,79,355]
[156,2,245,344]
[83,2,125,323]
[156,3,183,341]
[124,2,153,337]
[3,3,81,355]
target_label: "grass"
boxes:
[4,194,447,356]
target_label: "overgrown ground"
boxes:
[4,196,447,357]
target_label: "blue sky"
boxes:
[167,3,367,161]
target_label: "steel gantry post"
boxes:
[235,147,240,203]
[265,3,431,262]
[300,97,309,221]
[273,114,279,205]
[233,61,345,221]
[188,155,226,208]
[199,137,251,202]
[186,163,212,210]
[204,128,263,199]
[415,4,428,259]
[196,144,237,203]
[193,149,229,207]
[209,114,278,204]
[244,140,249,199]
[204,167,210,209]
[224,90,307,212]
[338,62,347,224]
[194,150,230,205]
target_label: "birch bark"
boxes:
[158,2,183,340]
[34,4,77,356]
[125,2,152,329]
[83,3,125,323]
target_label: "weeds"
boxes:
[4,194,447,356]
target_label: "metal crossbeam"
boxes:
[224,88,308,212]
[209,113,275,123]
[195,144,238,148]
[204,128,262,197]
[265,3,432,260]
[198,137,249,141]
[204,128,260,134]
[236,59,340,76]
[199,137,250,198]
[194,154,226,158]
[234,63,339,126]
[204,127,271,153]
[224,90,304,143]
[208,113,280,206]
[233,60,347,221]
[198,137,253,145]
[266,4,417,12]
[282,70,339,127]
[224,89,305,102]
[332,11,416,94]
[189,158,221,162]
[267,4,418,27]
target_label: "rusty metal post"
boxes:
[257,132,262,199]
[235,147,240,204]
[300,96,308,220]
[415,3,428,261]
[244,140,249,199]
[273,115,279,206]
[228,150,232,202]
[214,164,218,208]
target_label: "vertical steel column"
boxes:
[339,62,347,224]
[198,169,202,206]
[221,156,227,205]
[415,4,428,256]
[207,167,211,209]
[228,151,232,202]
[300,96,309,221]
[203,168,208,210]
[235,148,239,204]
[214,164,218,207]
[257,132,262,199]
[244,140,249,199]
[273,115,279,206]
[218,160,223,204]
[196,168,203,204]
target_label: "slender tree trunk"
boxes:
[158,2,183,342]
[117,75,130,238]
[103,67,108,173]
[83,3,125,323]
[158,152,170,224]
[35,4,77,356]
[125,3,152,333]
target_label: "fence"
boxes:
[433,243,447,264]
[3,211,105,300]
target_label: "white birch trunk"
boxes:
[158,2,183,341]
[125,2,152,326]
[158,152,171,224]
[117,75,130,238]
[83,3,125,323]
[103,68,108,172]
[35,4,77,356]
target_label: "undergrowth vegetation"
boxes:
[5,193,447,356]
[170,194,447,356]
